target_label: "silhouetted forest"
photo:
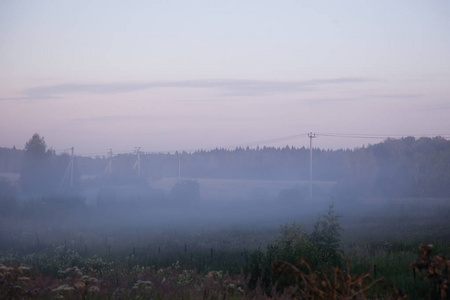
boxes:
[1,136,449,197]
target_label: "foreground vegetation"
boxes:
[1,236,449,299]
[1,199,450,299]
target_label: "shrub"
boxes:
[271,259,406,299]
[246,204,343,294]
[309,204,343,270]
[411,244,450,299]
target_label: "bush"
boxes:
[411,244,450,299]
[246,204,343,294]
[309,204,343,270]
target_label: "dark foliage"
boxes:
[411,244,450,299]
[19,134,80,193]
[245,205,343,294]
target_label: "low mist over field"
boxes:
[1,134,450,234]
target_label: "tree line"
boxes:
[1,134,449,197]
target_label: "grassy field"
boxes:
[1,188,450,298]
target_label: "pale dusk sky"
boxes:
[1,1,450,155]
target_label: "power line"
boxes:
[119,133,311,155]
[53,148,73,153]
[198,133,310,151]
[70,132,450,157]
[316,132,450,139]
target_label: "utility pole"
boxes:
[308,133,316,199]
[70,147,74,187]
[107,149,113,174]
[60,147,74,189]
[134,147,141,177]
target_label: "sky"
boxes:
[1,0,450,155]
